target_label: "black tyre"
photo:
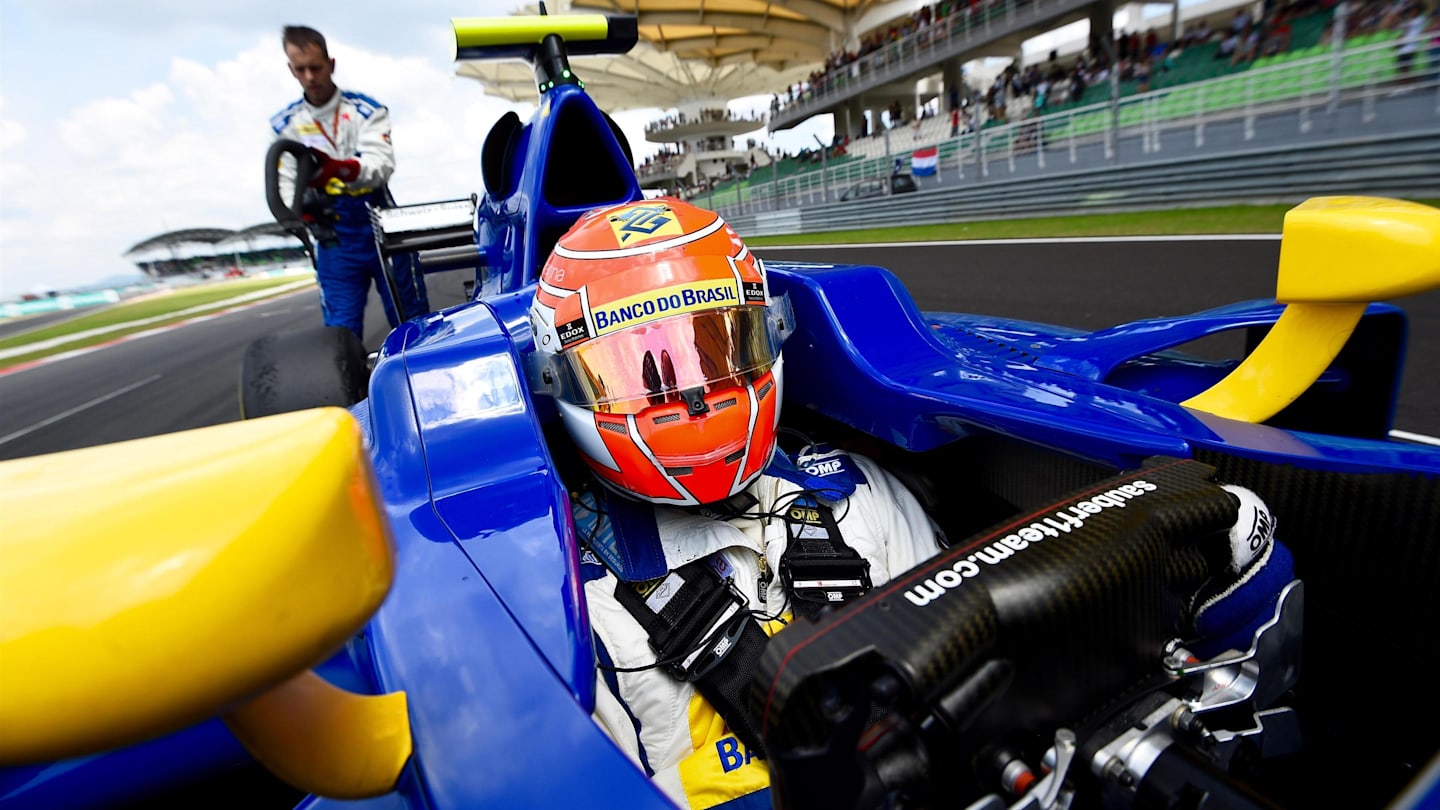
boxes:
[239,326,369,419]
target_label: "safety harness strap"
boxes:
[614,560,770,756]
[780,496,872,619]
[587,456,872,759]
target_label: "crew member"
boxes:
[270,25,428,339]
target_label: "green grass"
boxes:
[0,275,312,368]
[744,201,1440,246]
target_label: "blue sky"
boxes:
[0,1,813,299]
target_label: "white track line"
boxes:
[0,288,314,377]
[0,374,163,447]
[1390,429,1440,447]
[759,234,1283,250]
[0,280,314,361]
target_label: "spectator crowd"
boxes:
[646,107,765,135]
[769,0,1434,123]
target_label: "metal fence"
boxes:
[721,129,1440,236]
[716,35,1440,221]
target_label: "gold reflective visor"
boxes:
[557,307,775,415]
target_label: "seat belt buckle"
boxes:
[780,555,873,607]
[664,575,751,682]
[674,604,752,682]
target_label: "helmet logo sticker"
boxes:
[556,317,589,346]
[587,279,740,340]
[608,203,684,246]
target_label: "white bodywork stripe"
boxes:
[628,413,697,506]
[553,215,726,260]
[557,399,622,472]
[539,278,576,299]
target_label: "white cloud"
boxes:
[58,85,174,159]
[0,120,24,153]
[0,33,533,299]
[0,5,822,300]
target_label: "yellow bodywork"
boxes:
[453,15,612,49]
[225,670,412,799]
[0,407,410,797]
[1183,196,1440,423]
[1274,196,1440,303]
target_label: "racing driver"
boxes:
[529,198,1290,810]
[529,198,948,809]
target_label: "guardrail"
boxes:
[722,129,1440,237]
[0,291,121,320]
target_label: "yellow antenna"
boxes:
[1183,196,1440,423]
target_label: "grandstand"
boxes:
[636,108,775,195]
[452,0,1437,216]
[459,0,1370,204]
[456,0,833,193]
[686,0,1440,214]
[765,0,1110,135]
[124,223,306,280]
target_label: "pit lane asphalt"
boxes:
[0,239,1435,462]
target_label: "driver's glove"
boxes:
[307,147,361,188]
[1186,484,1295,659]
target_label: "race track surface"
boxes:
[0,308,96,340]
[0,272,467,460]
[1,240,1434,462]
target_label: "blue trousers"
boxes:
[316,210,429,339]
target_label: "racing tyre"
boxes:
[239,326,369,419]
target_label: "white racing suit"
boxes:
[269,88,428,336]
[575,446,945,810]
[574,449,1288,810]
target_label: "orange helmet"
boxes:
[529,198,790,506]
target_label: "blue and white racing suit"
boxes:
[574,448,1289,810]
[271,88,429,338]
[576,447,945,810]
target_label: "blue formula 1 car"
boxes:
[3,13,1439,810]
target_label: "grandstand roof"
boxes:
[221,222,301,243]
[125,223,301,258]
[456,0,908,110]
[124,228,237,257]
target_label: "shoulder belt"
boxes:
[600,493,770,756]
[767,447,873,618]
[779,495,872,619]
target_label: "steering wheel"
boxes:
[264,139,321,230]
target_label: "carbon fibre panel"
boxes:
[755,458,1239,807]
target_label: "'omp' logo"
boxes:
[608,203,684,245]
[805,459,843,477]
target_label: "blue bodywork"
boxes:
[5,59,1438,810]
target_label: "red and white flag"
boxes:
[911,146,938,176]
